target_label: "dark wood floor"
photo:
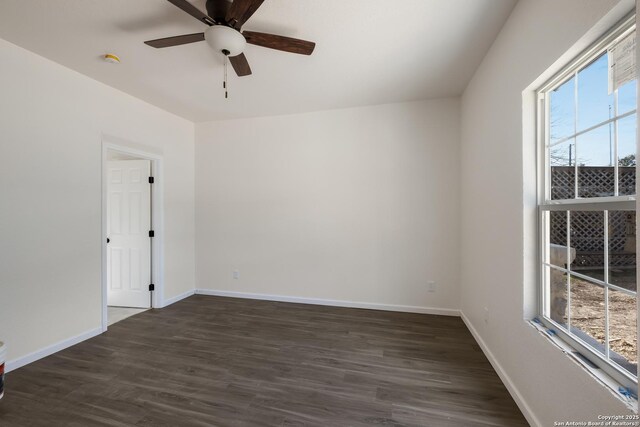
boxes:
[0,295,528,426]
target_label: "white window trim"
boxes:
[536,13,638,396]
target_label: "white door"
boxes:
[107,160,151,308]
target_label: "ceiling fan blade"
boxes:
[167,0,216,25]
[228,53,252,76]
[144,32,205,48]
[225,0,265,30]
[243,31,315,55]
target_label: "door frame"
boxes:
[101,134,165,332]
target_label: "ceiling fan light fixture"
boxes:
[204,25,246,56]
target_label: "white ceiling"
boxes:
[0,0,517,122]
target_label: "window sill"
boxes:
[530,318,638,412]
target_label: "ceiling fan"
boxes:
[144,0,316,77]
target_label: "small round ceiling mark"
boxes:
[103,53,121,64]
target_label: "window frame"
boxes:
[536,13,638,395]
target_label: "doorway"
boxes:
[102,137,164,331]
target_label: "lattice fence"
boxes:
[550,166,636,269]
[551,166,635,199]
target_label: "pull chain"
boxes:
[223,54,228,99]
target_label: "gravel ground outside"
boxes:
[569,277,637,368]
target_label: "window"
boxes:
[537,16,637,393]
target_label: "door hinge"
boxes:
[149,284,155,292]
[149,176,154,184]
[149,230,155,238]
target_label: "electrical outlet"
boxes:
[484,307,489,324]
[233,270,240,279]
[427,281,436,293]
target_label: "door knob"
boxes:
[107,238,110,244]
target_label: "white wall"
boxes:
[0,38,195,364]
[460,0,635,425]
[195,99,460,312]
[3,0,637,421]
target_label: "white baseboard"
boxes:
[460,312,539,427]
[161,289,196,308]
[195,289,460,316]
[5,327,102,373]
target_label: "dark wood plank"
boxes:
[0,295,528,426]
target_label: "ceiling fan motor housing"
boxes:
[206,0,232,22]
[205,25,246,56]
